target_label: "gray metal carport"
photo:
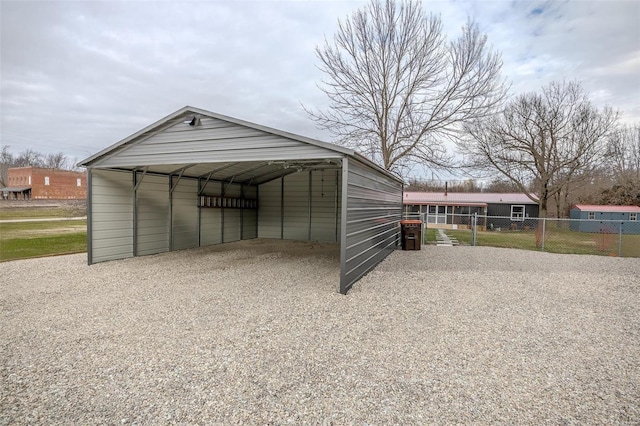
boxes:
[78,106,403,294]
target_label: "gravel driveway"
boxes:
[1,239,639,424]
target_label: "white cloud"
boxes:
[1,0,638,170]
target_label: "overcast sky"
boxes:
[1,0,639,176]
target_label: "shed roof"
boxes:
[571,204,640,213]
[0,186,31,192]
[403,192,538,205]
[78,106,401,185]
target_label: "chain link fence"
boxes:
[414,213,640,257]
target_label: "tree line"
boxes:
[311,0,640,216]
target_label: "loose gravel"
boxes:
[1,239,639,424]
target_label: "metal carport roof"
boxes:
[78,106,393,185]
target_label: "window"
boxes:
[28,176,31,185]
[77,178,81,187]
[44,176,50,186]
[631,213,637,221]
[511,205,525,221]
[588,212,595,220]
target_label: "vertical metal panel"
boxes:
[310,168,340,242]
[89,169,134,263]
[308,170,312,241]
[283,172,309,240]
[171,177,198,250]
[340,159,403,294]
[281,177,284,239]
[200,180,222,245]
[257,178,282,238]
[243,185,258,239]
[136,174,170,256]
[223,182,242,242]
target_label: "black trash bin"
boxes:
[400,220,422,250]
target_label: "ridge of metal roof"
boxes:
[403,192,538,204]
[572,204,640,212]
[77,106,402,183]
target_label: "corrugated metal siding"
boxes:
[200,180,222,246]
[92,117,342,168]
[136,174,170,256]
[243,185,258,239]
[341,158,402,294]
[283,172,308,240]
[310,169,340,242]
[171,177,198,250]
[257,170,341,243]
[258,178,282,239]
[89,169,134,263]
[223,182,242,242]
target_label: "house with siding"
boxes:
[403,192,539,230]
[569,205,640,234]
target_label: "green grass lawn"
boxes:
[0,207,85,220]
[0,220,87,261]
[445,227,640,257]
[423,228,437,243]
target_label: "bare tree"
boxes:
[0,146,14,187]
[461,80,619,222]
[600,123,640,205]
[43,152,71,169]
[307,0,508,175]
[485,177,522,193]
[13,149,44,168]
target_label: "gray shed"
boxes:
[78,106,403,294]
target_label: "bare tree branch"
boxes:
[305,0,508,176]
[460,80,619,223]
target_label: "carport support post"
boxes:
[280,177,285,240]
[197,177,201,247]
[169,175,173,251]
[221,181,225,243]
[133,170,138,256]
[308,170,312,241]
[86,169,93,264]
[339,157,349,294]
[334,169,339,243]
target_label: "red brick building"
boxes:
[2,167,87,200]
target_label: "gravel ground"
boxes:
[1,239,639,424]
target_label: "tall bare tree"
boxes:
[307,0,507,175]
[601,123,640,205]
[460,80,619,220]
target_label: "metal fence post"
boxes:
[618,223,623,257]
[472,212,477,246]
[541,218,546,252]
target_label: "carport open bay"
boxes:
[1,239,638,423]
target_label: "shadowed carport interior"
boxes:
[78,106,403,294]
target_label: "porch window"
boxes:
[511,205,525,221]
